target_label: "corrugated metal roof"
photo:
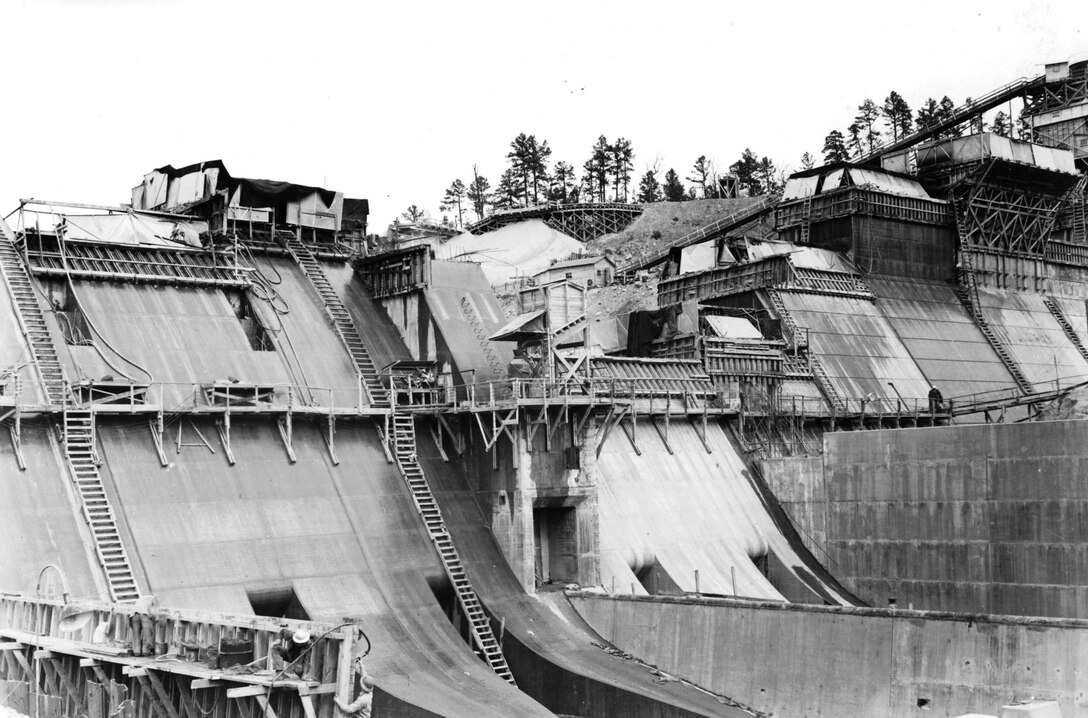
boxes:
[489,310,546,342]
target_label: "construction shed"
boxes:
[533,255,615,287]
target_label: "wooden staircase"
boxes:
[281,232,387,406]
[0,221,66,405]
[64,408,140,602]
[389,412,515,685]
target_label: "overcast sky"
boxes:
[1,1,1084,231]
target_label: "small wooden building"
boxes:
[533,255,615,288]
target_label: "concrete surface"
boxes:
[571,592,1088,718]
[765,420,1088,618]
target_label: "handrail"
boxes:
[853,74,1046,164]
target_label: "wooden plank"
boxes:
[140,671,182,718]
[0,642,26,651]
[226,685,274,699]
[300,695,317,718]
[297,683,337,696]
[254,694,280,718]
[190,678,223,690]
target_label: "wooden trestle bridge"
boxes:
[464,202,643,241]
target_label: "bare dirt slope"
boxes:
[587,197,772,267]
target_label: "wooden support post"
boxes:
[141,670,182,718]
[254,694,280,718]
[429,420,449,462]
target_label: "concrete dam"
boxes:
[3,63,1088,718]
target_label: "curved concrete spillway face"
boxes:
[92,416,553,718]
[595,416,853,604]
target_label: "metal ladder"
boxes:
[1043,297,1088,366]
[281,232,387,406]
[806,353,846,414]
[64,408,140,602]
[799,194,813,244]
[459,296,506,378]
[765,289,806,350]
[389,412,515,685]
[952,202,1034,395]
[0,222,66,405]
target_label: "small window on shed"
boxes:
[565,271,573,279]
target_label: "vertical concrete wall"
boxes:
[457,412,599,593]
[571,593,1088,718]
[782,420,1088,618]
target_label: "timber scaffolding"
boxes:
[0,592,360,718]
[464,201,643,241]
[656,251,874,307]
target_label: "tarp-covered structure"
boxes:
[131,159,363,233]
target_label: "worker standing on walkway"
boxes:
[273,629,314,679]
[928,385,944,414]
[128,594,159,657]
[334,657,375,717]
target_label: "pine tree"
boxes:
[687,155,711,198]
[854,99,882,154]
[636,169,661,203]
[505,134,553,205]
[845,123,863,158]
[580,158,598,204]
[882,91,913,142]
[915,97,940,134]
[439,179,467,227]
[662,169,686,202]
[610,137,635,202]
[989,111,1012,137]
[937,96,960,138]
[587,136,611,202]
[466,165,492,221]
[800,152,816,170]
[494,169,523,209]
[1017,106,1034,142]
[729,149,762,195]
[402,205,426,223]
[822,130,850,163]
[755,157,780,197]
[551,161,575,203]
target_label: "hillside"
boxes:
[586,197,775,267]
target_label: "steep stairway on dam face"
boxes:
[2,220,141,603]
[765,288,846,412]
[1043,296,1088,366]
[0,222,66,406]
[951,197,1035,395]
[281,232,387,406]
[390,412,516,686]
[64,408,140,602]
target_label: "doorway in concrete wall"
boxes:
[533,506,578,586]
